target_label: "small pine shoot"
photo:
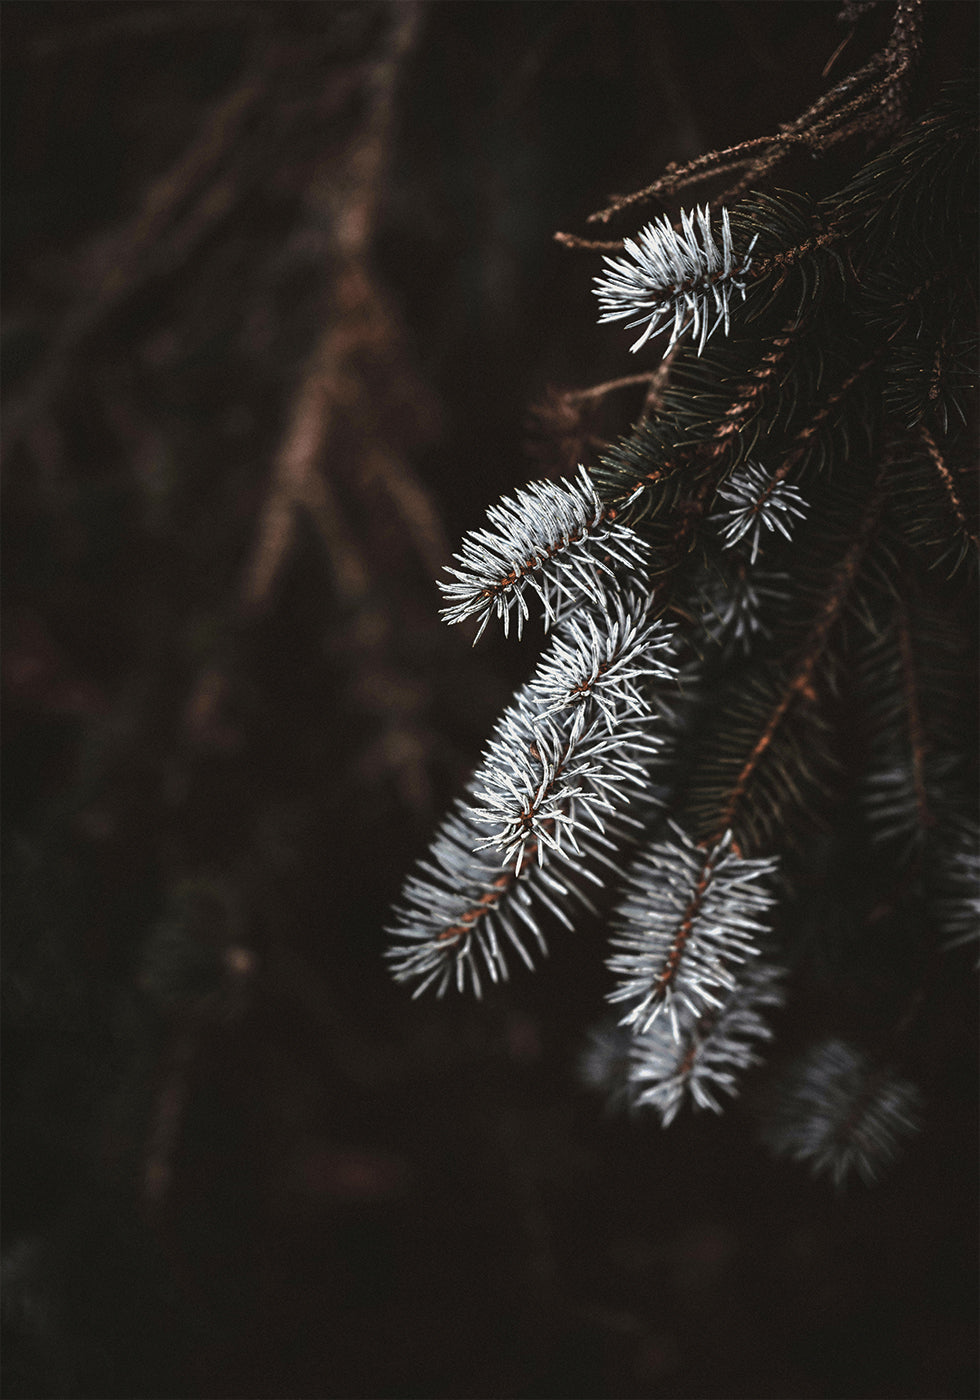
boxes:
[759,1040,923,1187]
[594,206,757,354]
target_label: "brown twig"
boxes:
[917,423,978,551]
[240,2,425,615]
[556,0,922,238]
[5,58,272,454]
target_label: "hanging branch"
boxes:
[438,465,649,641]
[388,54,977,1190]
[759,1039,922,1186]
[572,0,923,230]
[606,825,779,1037]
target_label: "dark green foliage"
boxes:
[404,59,978,1201]
[589,76,978,884]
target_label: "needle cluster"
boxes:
[713,460,808,564]
[629,963,785,1125]
[606,825,779,1038]
[759,1039,923,1186]
[438,464,648,641]
[594,205,757,354]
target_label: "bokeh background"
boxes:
[3,3,977,1396]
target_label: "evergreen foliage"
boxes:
[5,5,978,1395]
[389,14,979,1186]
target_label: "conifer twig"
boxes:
[575,0,922,227]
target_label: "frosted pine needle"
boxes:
[759,1039,922,1187]
[528,592,679,730]
[606,824,779,1037]
[468,697,663,873]
[594,204,757,355]
[438,464,649,642]
[385,794,609,999]
[714,460,808,564]
[630,964,786,1126]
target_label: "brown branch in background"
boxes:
[242,259,446,615]
[241,268,377,614]
[362,443,449,582]
[555,0,923,240]
[169,0,446,825]
[5,58,272,454]
[241,1,426,616]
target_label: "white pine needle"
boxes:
[468,690,663,873]
[527,591,679,730]
[713,460,808,564]
[438,464,649,642]
[606,823,779,1037]
[594,204,757,355]
[630,964,785,1126]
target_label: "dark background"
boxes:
[3,3,977,1397]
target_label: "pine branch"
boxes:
[386,800,556,998]
[527,592,678,729]
[606,824,779,1037]
[388,56,978,1190]
[686,467,884,851]
[593,205,757,355]
[468,701,660,874]
[438,465,649,641]
[629,963,786,1126]
[389,594,678,995]
[560,0,923,232]
[759,1039,922,1186]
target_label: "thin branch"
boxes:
[562,0,922,231]
[714,466,886,840]
[917,423,978,550]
